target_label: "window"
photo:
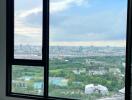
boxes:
[12,65,44,95]
[14,0,43,60]
[6,0,132,100]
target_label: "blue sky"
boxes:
[15,0,127,46]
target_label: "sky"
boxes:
[15,0,128,47]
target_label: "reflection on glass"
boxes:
[49,0,127,99]
[14,0,42,59]
[12,65,44,95]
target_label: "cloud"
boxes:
[14,5,43,45]
[15,18,42,36]
[17,0,87,18]
[14,0,86,44]
[50,8,127,42]
[19,7,42,18]
[14,17,42,45]
[14,0,127,46]
[50,0,87,14]
[14,0,43,45]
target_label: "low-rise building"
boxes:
[85,84,108,95]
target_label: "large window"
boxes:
[6,0,132,100]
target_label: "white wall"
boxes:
[0,0,32,100]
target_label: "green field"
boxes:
[12,56,125,100]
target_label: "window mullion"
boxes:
[43,0,49,97]
[12,59,44,66]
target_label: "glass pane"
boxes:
[14,0,42,60]
[12,65,44,95]
[49,0,127,99]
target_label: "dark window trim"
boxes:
[125,0,132,100]
[6,0,132,100]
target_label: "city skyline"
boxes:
[15,41,126,47]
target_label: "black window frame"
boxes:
[6,0,132,100]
